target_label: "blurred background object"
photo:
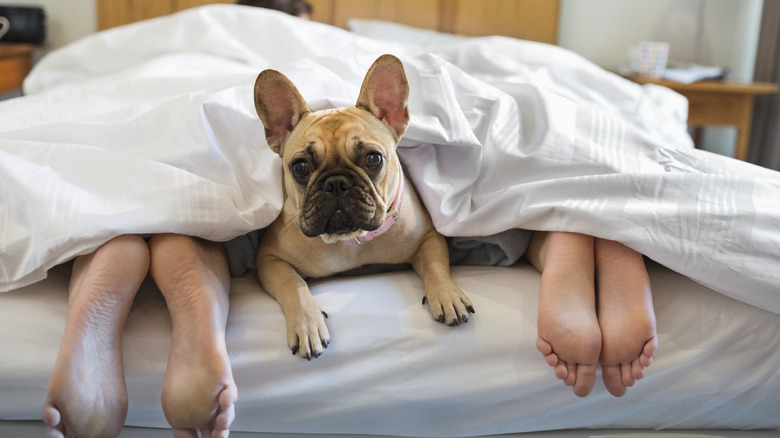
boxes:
[0,5,45,43]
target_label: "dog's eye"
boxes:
[363,152,383,171]
[291,160,311,180]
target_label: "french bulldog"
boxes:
[253,54,474,359]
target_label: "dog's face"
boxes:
[254,55,410,243]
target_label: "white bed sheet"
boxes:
[1,262,779,435]
[1,5,779,317]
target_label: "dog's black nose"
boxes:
[322,175,353,194]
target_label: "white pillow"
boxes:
[348,18,470,47]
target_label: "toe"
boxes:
[572,364,597,397]
[216,387,236,431]
[632,359,647,380]
[621,363,636,387]
[46,429,65,438]
[536,337,553,356]
[553,361,567,380]
[633,337,657,379]
[219,385,237,410]
[309,333,327,358]
[215,408,235,434]
[288,333,301,356]
[641,337,658,367]
[42,404,65,438]
[211,429,230,438]
[562,363,577,385]
[639,352,653,368]
[536,337,561,368]
[602,365,628,397]
[42,404,61,429]
[173,427,199,438]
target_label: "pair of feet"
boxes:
[42,231,652,438]
[532,232,657,397]
[42,235,237,438]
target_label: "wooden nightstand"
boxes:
[624,75,778,161]
[0,43,37,95]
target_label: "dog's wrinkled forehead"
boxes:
[283,107,397,161]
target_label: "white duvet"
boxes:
[1,5,779,313]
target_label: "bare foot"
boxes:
[595,238,657,397]
[149,234,237,438]
[530,232,602,397]
[43,235,150,438]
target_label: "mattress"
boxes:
[1,261,779,435]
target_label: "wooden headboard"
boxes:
[96,0,560,44]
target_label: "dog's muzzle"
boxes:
[300,172,378,238]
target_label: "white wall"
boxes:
[0,0,95,50]
[559,0,762,81]
[558,0,764,156]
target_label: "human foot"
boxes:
[43,236,149,438]
[161,333,237,438]
[533,232,602,397]
[149,235,237,437]
[595,239,657,397]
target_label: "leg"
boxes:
[413,232,474,326]
[527,231,601,397]
[43,235,150,438]
[595,238,657,397]
[148,234,236,438]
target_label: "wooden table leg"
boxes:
[734,95,755,161]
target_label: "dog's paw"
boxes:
[422,286,475,326]
[287,309,331,360]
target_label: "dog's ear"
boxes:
[356,54,410,140]
[254,69,310,155]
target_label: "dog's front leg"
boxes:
[257,257,330,360]
[413,233,475,325]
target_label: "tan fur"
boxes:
[253,55,474,359]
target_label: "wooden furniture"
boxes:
[96,0,559,44]
[0,43,37,94]
[627,75,779,161]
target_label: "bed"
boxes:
[1,2,780,437]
